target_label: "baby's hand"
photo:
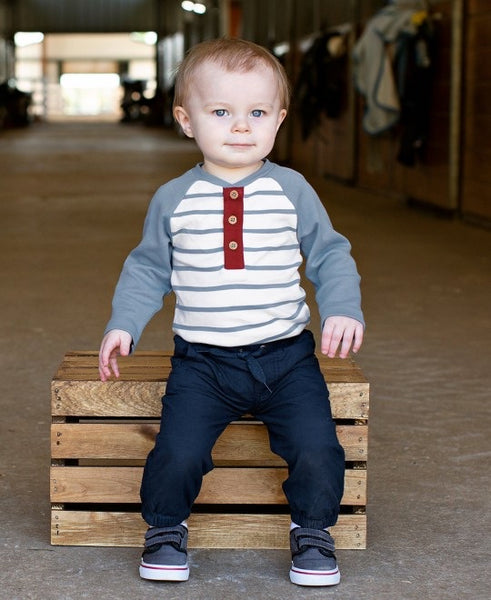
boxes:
[321,316,364,359]
[98,329,132,381]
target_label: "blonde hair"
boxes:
[173,38,291,111]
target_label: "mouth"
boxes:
[226,143,254,149]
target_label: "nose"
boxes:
[232,115,250,133]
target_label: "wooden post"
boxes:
[449,0,464,211]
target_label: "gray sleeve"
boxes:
[278,167,364,328]
[104,184,174,348]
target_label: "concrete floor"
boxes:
[0,121,490,600]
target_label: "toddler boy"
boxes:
[99,38,364,587]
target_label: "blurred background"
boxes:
[0,0,489,226]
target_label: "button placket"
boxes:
[223,186,244,269]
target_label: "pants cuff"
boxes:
[290,511,339,530]
[142,510,190,529]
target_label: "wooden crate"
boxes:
[51,351,369,549]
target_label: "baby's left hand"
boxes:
[321,316,364,358]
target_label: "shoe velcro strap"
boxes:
[144,530,185,549]
[293,528,335,553]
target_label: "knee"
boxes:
[289,438,345,472]
[149,434,213,474]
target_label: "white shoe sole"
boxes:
[289,564,340,586]
[139,560,190,581]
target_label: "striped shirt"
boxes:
[105,160,363,347]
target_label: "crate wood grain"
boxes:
[51,350,369,549]
[51,512,367,549]
[52,351,369,419]
[51,422,368,463]
[51,466,367,505]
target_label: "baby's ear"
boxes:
[174,106,194,138]
[276,108,287,131]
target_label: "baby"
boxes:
[99,38,364,587]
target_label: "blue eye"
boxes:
[214,109,228,117]
[251,109,264,117]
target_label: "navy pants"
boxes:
[140,330,345,530]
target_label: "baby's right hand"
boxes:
[98,329,132,381]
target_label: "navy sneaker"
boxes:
[139,525,190,581]
[289,527,340,586]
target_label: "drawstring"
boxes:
[244,352,272,394]
[190,340,274,394]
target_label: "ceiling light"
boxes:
[181,1,206,14]
[14,31,44,47]
[130,31,157,45]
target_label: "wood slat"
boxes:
[52,351,369,420]
[50,466,367,505]
[51,511,366,549]
[51,422,368,463]
[53,351,368,383]
[52,380,164,417]
[52,379,369,419]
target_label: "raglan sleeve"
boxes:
[294,175,365,328]
[103,184,174,348]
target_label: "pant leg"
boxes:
[140,340,245,527]
[255,332,345,529]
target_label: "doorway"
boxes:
[14,32,158,121]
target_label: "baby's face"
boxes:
[174,60,287,182]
